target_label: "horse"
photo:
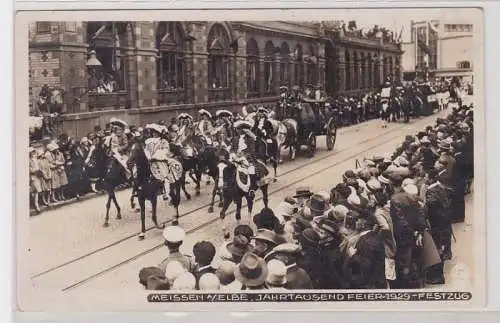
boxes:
[85,144,129,227]
[127,145,165,240]
[271,117,298,163]
[217,150,271,238]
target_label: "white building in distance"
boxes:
[402,19,473,83]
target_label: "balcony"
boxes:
[158,89,188,105]
[88,91,129,110]
[208,88,232,102]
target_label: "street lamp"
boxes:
[85,50,102,111]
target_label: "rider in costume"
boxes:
[215,109,234,149]
[198,109,215,146]
[253,106,277,161]
[109,118,132,179]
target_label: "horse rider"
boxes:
[253,106,277,160]
[143,123,171,200]
[198,109,215,146]
[214,109,234,149]
[177,113,193,142]
[109,118,132,179]
[229,120,256,171]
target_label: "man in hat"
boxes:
[266,243,313,289]
[198,109,214,145]
[425,169,451,284]
[252,228,278,258]
[158,226,195,273]
[389,176,427,289]
[109,119,131,179]
[265,259,288,290]
[216,260,241,291]
[253,106,278,162]
[234,252,269,290]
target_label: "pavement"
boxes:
[23,109,476,309]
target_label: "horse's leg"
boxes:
[191,167,201,196]
[208,176,218,213]
[104,192,111,227]
[150,189,163,229]
[171,182,182,226]
[138,195,146,240]
[111,189,121,219]
[180,172,191,200]
[244,192,255,222]
[130,187,136,209]
[261,184,269,209]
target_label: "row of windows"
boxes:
[445,24,473,33]
[84,22,321,105]
[35,21,77,34]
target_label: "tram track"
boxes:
[31,120,407,280]
[56,114,443,292]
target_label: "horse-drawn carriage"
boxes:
[275,94,338,158]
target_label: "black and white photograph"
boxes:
[15,7,484,311]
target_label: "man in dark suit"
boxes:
[192,241,217,290]
[425,169,452,284]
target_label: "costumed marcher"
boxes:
[198,109,215,145]
[109,118,132,179]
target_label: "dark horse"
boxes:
[216,149,271,238]
[85,143,128,227]
[127,144,165,240]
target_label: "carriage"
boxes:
[286,96,338,158]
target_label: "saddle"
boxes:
[150,157,183,184]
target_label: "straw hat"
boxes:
[199,273,221,291]
[265,259,287,287]
[172,272,196,290]
[234,252,268,287]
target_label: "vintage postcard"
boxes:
[15,7,485,311]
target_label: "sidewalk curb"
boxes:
[29,185,131,217]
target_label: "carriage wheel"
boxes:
[307,134,316,158]
[326,120,337,151]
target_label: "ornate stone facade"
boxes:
[29,21,402,137]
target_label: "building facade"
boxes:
[29,21,402,137]
[402,20,473,82]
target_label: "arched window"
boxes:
[87,21,132,110]
[294,45,304,87]
[207,23,231,101]
[280,42,291,87]
[353,52,359,90]
[367,53,373,88]
[360,52,366,89]
[87,22,129,93]
[264,41,276,94]
[345,50,351,91]
[246,38,260,98]
[156,22,186,104]
[306,45,318,86]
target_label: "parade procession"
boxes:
[26,20,476,295]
